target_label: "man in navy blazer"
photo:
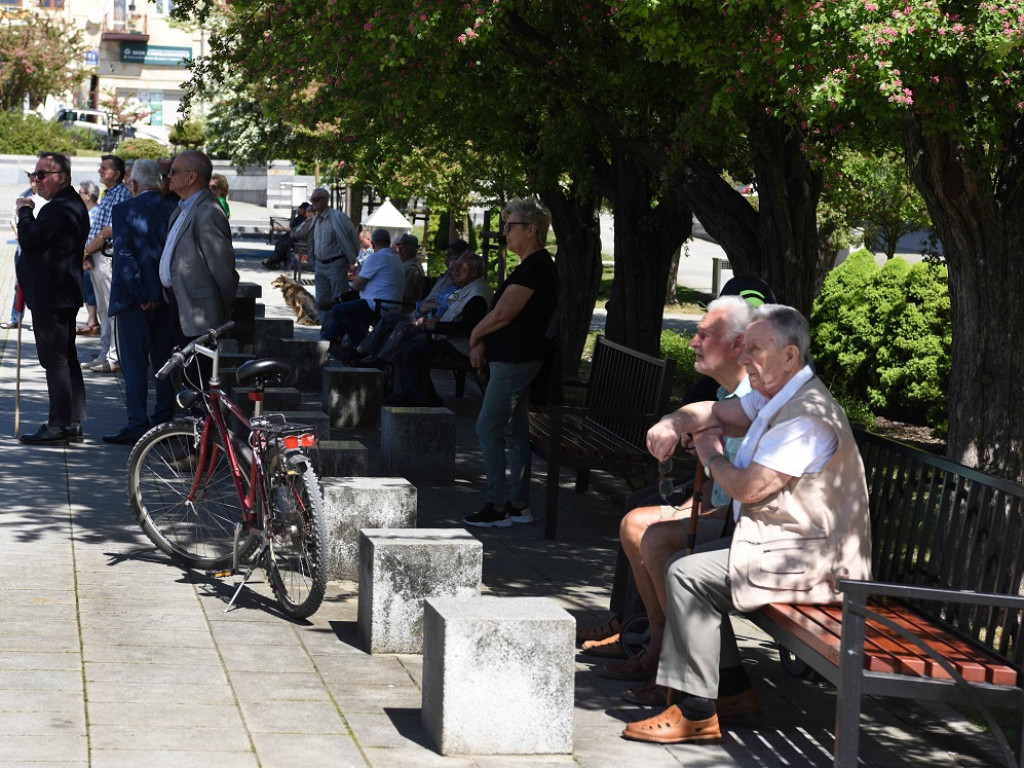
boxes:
[16,152,90,445]
[103,159,178,445]
[159,150,238,341]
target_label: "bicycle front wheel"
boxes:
[264,453,328,619]
[127,420,257,570]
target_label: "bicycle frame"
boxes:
[184,338,270,541]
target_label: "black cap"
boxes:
[719,275,776,307]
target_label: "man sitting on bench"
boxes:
[594,295,753,704]
[623,304,871,746]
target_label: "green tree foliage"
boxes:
[116,138,169,161]
[811,250,951,432]
[0,111,86,155]
[0,14,87,110]
[822,149,932,260]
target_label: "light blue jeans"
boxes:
[475,359,543,507]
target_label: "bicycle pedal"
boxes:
[211,569,234,578]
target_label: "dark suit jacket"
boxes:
[16,186,89,311]
[167,189,239,337]
[109,190,178,316]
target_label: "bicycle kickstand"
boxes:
[223,523,267,614]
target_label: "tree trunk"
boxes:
[749,117,827,314]
[539,182,603,379]
[665,245,681,306]
[676,119,828,315]
[901,115,1024,482]
[678,152,761,281]
[602,146,691,356]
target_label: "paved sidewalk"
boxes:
[0,240,1002,767]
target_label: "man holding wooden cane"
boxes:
[594,295,755,704]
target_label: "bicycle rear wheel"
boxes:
[263,452,328,619]
[127,420,257,570]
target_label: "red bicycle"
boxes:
[126,322,328,619]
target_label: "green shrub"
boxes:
[811,249,950,431]
[660,330,701,398]
[0,111,93,155]
[115,138,168,160]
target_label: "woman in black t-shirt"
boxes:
[463,197,557,529]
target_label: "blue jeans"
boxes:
[475,359,543,506]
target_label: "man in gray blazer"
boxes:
[159,151,238,344]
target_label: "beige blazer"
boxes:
[729,377,873,612]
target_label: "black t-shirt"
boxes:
[485,249,557,363]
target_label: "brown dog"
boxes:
[271,274,319,326]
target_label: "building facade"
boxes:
[3,0,205,143]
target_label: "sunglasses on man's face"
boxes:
[28,170,62,181]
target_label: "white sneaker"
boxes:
[506,503,534,524]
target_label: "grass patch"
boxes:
[595,265,709,314]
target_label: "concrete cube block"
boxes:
[229,295,257,353]
[422,597,574,755]
[358,529,482,654]
[320,477,416,580]
[218,338,240,354]
[236,281,263,299]
[272,410,331,441]
[231,386,302,417]
[315,440,369,477]
[381,406,455,481]
[278,338,331,392]
[254,317,295,359]
[323,366,384,429]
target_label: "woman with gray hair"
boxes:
[74,180,102,335]
[464,196,558,529]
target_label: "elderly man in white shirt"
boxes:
[623,304,871,748]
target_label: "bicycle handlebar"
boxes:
[156,320,236,380]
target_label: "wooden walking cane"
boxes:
[684,458,705,555]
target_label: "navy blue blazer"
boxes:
[16,185,89,311]
[108,190,177,316]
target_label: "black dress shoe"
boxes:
[67,423,84,443]
[102,427,144,445]
[19,424,72,445]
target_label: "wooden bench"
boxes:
[529,335,675,540]
[748,427,1024,767]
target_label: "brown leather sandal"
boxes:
[576,616,621,643]
[597,648,658,681]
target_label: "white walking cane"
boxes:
[13,314,22,437]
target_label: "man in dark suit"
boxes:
[103,160,179,445]
[159,150,238,357]
[15,152,90,445]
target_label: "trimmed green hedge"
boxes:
[810,249,951,433]
[0,112,95,155]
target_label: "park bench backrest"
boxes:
[583,336,676,453]
[855,427,1024,670]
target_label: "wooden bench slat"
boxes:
[761,601,1019,685]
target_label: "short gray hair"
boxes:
[502,196,552,243]
[132,159,162,190]
[78,180,99,203]
[752,304,811,363]
[706,295,754,340]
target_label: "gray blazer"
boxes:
[168,189,239,337]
